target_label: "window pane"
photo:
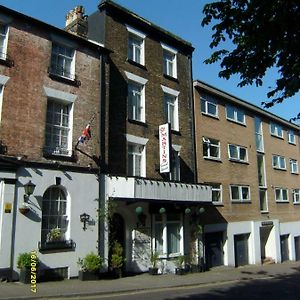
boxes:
[241,187,249,200]
[207,102,217,115]
[275,189,281,200]
[231,186,239,200]
[226,106,234,119]
[282,189,288,201]
[203,142,208,157]
[210,144,219,158]
[229,145,237,159]
[279,157,285,169]
[201,99,206,113]
[237,110,245,123]
[239,148,247,161]
[167,223,180,254]
[259,190,267,211]
[155,223,164,254]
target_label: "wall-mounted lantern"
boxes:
[19,180,36,214]
[80,213,90,231]
[23,180,36,203]
[159,207,166,214]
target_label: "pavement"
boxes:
[1,261,300,299]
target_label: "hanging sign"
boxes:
[159,123,171,173]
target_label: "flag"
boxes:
[78,124,91,144]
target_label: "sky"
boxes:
[1,0,298,123]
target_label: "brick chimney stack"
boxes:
[65,6,88,38]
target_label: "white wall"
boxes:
[13,167,99,278]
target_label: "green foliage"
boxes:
[174,255,185,269]
[150,251,160,268]
[202,0,300,118]
[111,241,125,269]
[78,252,103,272]
[47,227,63,242]
[17,252,36,269]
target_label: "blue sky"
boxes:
[1,0,298,123]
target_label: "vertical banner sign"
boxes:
[159,123,171,173]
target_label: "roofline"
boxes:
[0,5,111,54]
[98,0,194,53]
[193,80,300,131]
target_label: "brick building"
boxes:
[86,0,211,273]
[0,5,110,280]
[193,80,300,268]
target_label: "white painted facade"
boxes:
[0,166,99,279]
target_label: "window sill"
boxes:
[201,112,219,120]
[293,202,300,205]
[212,201,223,206]
[171,129,181,136]
[128,118,148,127]
[38,239,75,253]
[43,151,77,162]
[231,200,251,204]
[260,210,269,214]
[273,167,287,171]
[275,200,289,203]
[291,172,299,175]
[228,159,249,165]
[0,56,14,67]
[48,70,81,87]
[204,157,222,163]
[288,141,296,146]
[226,118,246,127]
[127,59,147,70]
[163,74,179,83]
[270,134,284,140]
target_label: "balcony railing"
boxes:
[107,176,212,203]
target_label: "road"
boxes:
[57,273,300,300]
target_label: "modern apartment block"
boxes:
[193,80,300,268]
[85,1,211,273]
[0,5,110,280]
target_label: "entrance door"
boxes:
[234,234,249,267]
[280,234,289,262]
[205,232,224,269]
[295,236,300,261]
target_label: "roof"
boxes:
[98,0,194,54]
[0,5,111,53]
[194,80,300,131]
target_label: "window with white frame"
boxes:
[161,85,180,131]
[203,137,220,160]
[45,100,72,156]
[201,95,218,117]
[270,122,283,138]
[126,25,145,65]
[275,187,288,202]
[228,144,248,162]
[41,186,69,243]
[293,189,300,204]
[170,147,180,181]
[272,155,286,170]
[226,105,246,125]
[290,159,299,174]
[128,143,144,177]
[50,43,75,79]
[259,189,268,212]
[128,82,144,122]
[161,43,177,78]
[254,117,264,152]
[288,130,296,144]
[230,185,251,202]
[0,23,8,60]
[211,184,222,203]
[154,213,183,256]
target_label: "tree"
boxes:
[202,0,300,121]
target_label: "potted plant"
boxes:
[149,251,160,275]
[47,227,64,242]
[174,255,185,275]
[19,203,30,214]
[110,241,125,278]
[17,252,38,284]
[78,252,103,281]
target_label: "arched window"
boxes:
[42,186,68,243]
